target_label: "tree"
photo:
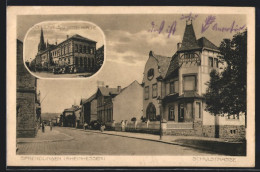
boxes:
[204,30,247,122]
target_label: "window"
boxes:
[75,57,79,65]
[170,81,179,94]
[83,46,86,53]
[196,102,201,118]
[209,57,213,67]
[79,45,82,53]
[183,75,196,91]
[174,81,179,93]
[75,44,78,52]
[214,58,218,68]
[152,84,157,98]
[80,57,83,66]
[169,107,175,121]
[186,103,193,122]
[147,68,154,80]
[145,86,149,99]
[84,58,87,67]
[170,82,174,94]
[90,48,93,54]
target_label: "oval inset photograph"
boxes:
[24,21,105,78]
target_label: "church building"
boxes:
[142,21,245,139]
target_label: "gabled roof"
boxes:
[113,80,142,98]
[98,87,121,97]
[197,37,219,51]
[64,105,80,112]
[81,93,97,105]
[70,34,97,43]
[164,53,179,79]
[178,22,200,52]
[149,51,172,79]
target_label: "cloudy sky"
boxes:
[17,13,246,113]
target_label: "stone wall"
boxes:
[202,125,246,141]
[17,40,37,138]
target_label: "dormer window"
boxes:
[147,68,154,80]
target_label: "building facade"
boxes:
[32,28,100,73]
[142,21,245,139]
[80,93,98,125]
[17,39,41,138]
[96,86,121,123]
[113,80,143,122]
[61,105,80,127]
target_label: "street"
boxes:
[17,127,221,155]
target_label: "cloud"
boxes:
[105,29,182,65]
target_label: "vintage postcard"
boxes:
[7,6,255,167]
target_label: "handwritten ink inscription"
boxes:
[148,21,177,38]
[201,15,246,33]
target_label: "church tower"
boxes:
[38,28,46,52]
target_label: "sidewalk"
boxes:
[79,128,246,156]
[17,126,74,143]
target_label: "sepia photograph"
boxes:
[7,6,255,167]
[24,21,105,78]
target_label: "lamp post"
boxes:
[157,96,163,140]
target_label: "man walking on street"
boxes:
[50,121,53,131]
[41,122,45,133]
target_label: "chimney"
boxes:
[177,42,182,50]
[106,85,109,88]
[67,35,69,39]
[117,86,121,92]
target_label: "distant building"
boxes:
[16,39,41,138]
[80,93,97,125]
[142,21,245,139]
[32,28,103,73]
[61,105,80,127]
[96,81,143,124]
[96,86,121,123]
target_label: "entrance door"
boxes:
[146,103,156,121]
[178,104,184,122]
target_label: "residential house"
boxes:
[96,86,121,123]
[61,105,80,127]
[80,93,97,125]
[142,21,245,139]
[96,81,143,124]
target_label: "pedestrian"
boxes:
[84,122,88,130]
[50,121,52,131]
[41,122,45,133]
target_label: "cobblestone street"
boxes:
[17,126,222,155]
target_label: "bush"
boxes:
[131,117,136,122]
[140,116,147,122]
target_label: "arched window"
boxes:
[146,103,156,121]
[147,68,154,80]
